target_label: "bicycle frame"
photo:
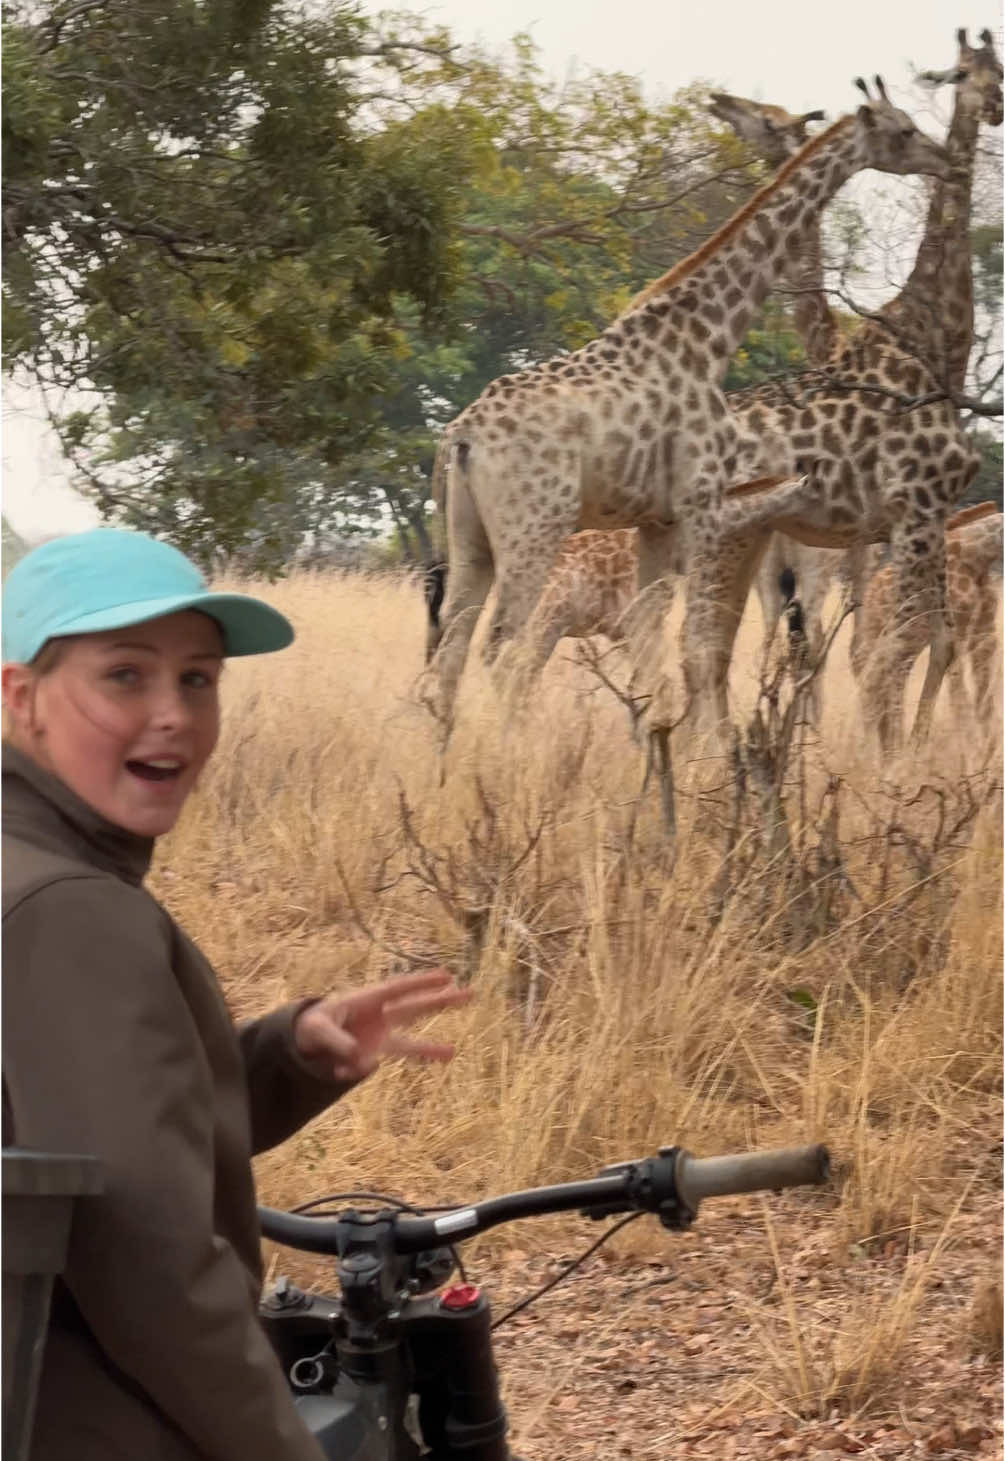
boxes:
[260,1215,511,1461]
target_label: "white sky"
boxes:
[0,0,987,541]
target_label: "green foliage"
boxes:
[963,432,1003,509]
[723,304,807,390]
[971,222,1003,317]
[4,0,474,568]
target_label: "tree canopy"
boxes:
[4,1,778,567]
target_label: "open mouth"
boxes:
[126,760,185,783]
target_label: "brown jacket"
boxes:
[2,746,351,1461]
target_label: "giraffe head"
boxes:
[708,91,826,168]
[964,28,1004,126]
[850,75,955,179]
[957,28,1002,127]
[920,30,1004,129]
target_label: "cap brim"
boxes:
[49,591,294,658]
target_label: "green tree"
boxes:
[967,221,1003,417]
[4,0,475,568]
[962,431,1003,508]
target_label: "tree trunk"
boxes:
[382,485,416,562]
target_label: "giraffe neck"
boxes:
[787,217,839,367]
[631,118,861,372]
[879,89,983,392]
[964,515,1004,571]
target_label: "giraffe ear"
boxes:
[979,28,993,47]
[856,104,876,128]
[802,109,826,123]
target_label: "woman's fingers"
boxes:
[377,985,472,1026]
[348,968,457,1004]
[295,1008,361,1062]
[382,1033,457,1063]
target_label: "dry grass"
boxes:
[151,569,1003,1457]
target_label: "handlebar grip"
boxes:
[673,1144,829,1211]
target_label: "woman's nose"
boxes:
[150,680,192,730]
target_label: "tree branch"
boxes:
[39,0,114,53]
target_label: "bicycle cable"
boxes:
[489,1211,643,1330]
[292,1191,425,1214]
[286,1191,467,1282]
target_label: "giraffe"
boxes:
[851,501,1003,722]
[425,530,639,674]
[424,82,952,747]
[709,89,851,710]
[690,33,1003,752]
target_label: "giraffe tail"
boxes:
[778,565,807,645]
[424,563,447,635]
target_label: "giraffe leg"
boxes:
[424,472,495,723]
[945,644,970,712]
[753,535,785,671]
[800,548,835,727]
[969,638,999,721]
[483,525,577,697]
[849,555,889,687]
[505,593,576,698]
[967,600,1000,722]
[859,520,948,753]
[842,540,872,662]
[908,532,953,748]
[636,522,678,590]
[617,523,679,703]
[678,522,773,742]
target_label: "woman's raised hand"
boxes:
[292,968,471,1083]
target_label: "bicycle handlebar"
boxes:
[257,1143,829,1256]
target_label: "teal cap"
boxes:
[2,528,295,664]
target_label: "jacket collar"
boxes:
[2,743,154,885]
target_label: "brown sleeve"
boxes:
[237,1000,357,1155]
[2,879,328,1461]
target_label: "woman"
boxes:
[2,527,468,1461]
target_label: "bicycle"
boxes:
[258,1141,830,1460]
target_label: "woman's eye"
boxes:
[108,666,141,686]
[182,670,216,689]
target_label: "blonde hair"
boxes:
[1,637,72,747]
[30,638,72,674]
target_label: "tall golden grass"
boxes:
[152,569,1003,1424]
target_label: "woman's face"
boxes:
[2,611,224,837]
